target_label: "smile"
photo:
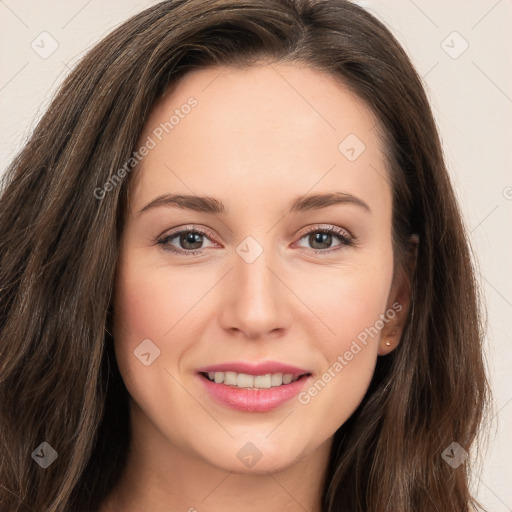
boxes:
[197,371,312,412]
[200,370,307,389]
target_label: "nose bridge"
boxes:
[236,239,274,299]
[220,234,290,338]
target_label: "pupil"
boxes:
[181,232,202,249]
[311,232,331,249]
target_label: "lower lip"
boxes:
[197,373,311,413]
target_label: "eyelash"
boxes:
[155,224,355,256]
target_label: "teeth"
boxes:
[282,373,293,384]
[224,371,237,386]
[237,373,254,388]
[204,371,301,389]
[271,373,283,386]
[253,374,272,389]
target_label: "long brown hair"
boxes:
[0,1,491,510]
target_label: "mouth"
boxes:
[198,370,312,390]
[196,367,313,413]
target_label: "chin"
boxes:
[196,433,308,475]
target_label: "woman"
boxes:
[0,1,491,511]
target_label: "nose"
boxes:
[219,240,293,340]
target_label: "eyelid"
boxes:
[294,223,354,242]
[157,224,218,242]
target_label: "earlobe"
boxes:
[378,329,399,355]
[378,234,419,356]
[378,293,408,355]
[379,262,410,355]
[385,331,396,347]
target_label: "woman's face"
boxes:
[113,63,410,474]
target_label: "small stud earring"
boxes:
[385,331,396,347]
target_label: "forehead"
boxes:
[129,63,390,213]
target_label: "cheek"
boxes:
[114,259,205,346]
[114,270,167,347]
[112,257,218,390]
[292,259,392,422]
[111,260,205,438]
[296,261,392,352]
[112,259,180,392]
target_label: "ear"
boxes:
[378,234,419,355]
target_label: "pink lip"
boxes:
[196,361,312,413]
[197,373,312,413]
[196,361,310,378]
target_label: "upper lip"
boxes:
[196,361,311,378]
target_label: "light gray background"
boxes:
[0,1,510,509]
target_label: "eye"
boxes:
[294,225,355,254]
[156,226,217,255]
[156,224,355,257]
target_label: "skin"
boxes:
[101,63,413,512]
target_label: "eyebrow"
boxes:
[138,194,225,215]
[138,191,371,216]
